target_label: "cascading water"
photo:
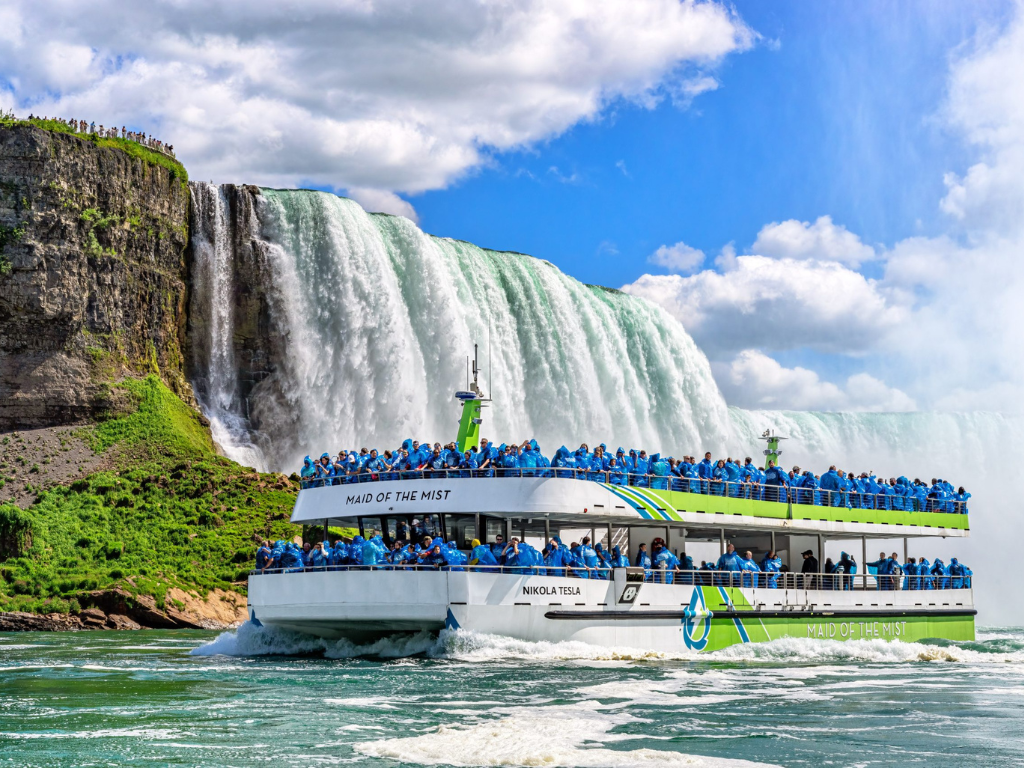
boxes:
[189,184,732,472]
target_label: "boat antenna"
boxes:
[455,343,490,452]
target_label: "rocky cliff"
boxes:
[0,124,192,428]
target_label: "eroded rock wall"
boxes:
[0,125,192,428]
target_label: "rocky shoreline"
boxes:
[0,587,247,632]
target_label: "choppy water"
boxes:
[2,626,1024,767]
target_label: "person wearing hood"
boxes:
[696,452,714,494]
[955,487,971,514]
[837,551,857,591]
[328,540,349,568]
[300,456,316,486]
[930,558,949,589]
[948,557,966,589]
[361,535,386,567]
[633,450,650,487]
[711,459,728,497]
[650,453,670,490]
[915,556,932,590]
[469,538,499,570]
[819,466,842,507]
[675,551,696,585]
[519,440,539,478]
[902,557,918,590]
[760,550,782,589]
[543,537,569,577]
[764,460,789,503]
[593,542,612,580]
[609,449,628,485]
[651,542,678,584]
[443,540,467,571]
[348,535,366,567]
[610,545,630,569]
[578,536,600,578]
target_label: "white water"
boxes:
[187,185,1021,620]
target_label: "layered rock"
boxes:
[0,124,192,428]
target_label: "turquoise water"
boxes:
[3,625,1024,767]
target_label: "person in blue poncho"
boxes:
[469,538,498,570]
[652,542,678,584]
[578,536,600,577]
[955,487,971,514]
[634,542,652,580]
[543,537,570,576]
[715,543,744,586]
[361,535,386,567]
[519,440,539,478]
[696,452,714,494]
[760,550,782,589]
[650,453,670,490]
[308,542,329,568]
[836,551,857,590]
[866,551,891,590]
[711,459,728,497]
[633,450,650,487]
[609,449,628,485]
[764,460,789,503]
[739,550,761,588]
[459,450,479,478]
[328,540,348,568]
[930,558,949,589]
[477,438,498,478]
[348,535,365,566]
[443,541,467,571]
[300,456,316,486]
[593,542,612,579]
[675,552,696,585]
[610,545,630,569]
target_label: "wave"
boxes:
[353,713,777,768]
[192,623,1024,667]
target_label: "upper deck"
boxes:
[293,470,969,538]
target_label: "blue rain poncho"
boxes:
[470,544,499,568]
[255,544,274,570]
[739,556,761,588]
[348,535,365,566]
[443,541,467,571]
[760,554,782,589]
[653,547,678,584]
[610,545,630,569]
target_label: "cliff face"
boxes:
[186,183,279,420]
[0,125,192,428]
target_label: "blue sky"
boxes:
[411,0,1012,289]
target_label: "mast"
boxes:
[758,429,787,470]
[455,344,490,452]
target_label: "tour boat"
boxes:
[247,353,974,653]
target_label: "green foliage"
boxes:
[0,223,25,275]
[90,375,214,458]
[0,376,301,613]
[0,115,189,185]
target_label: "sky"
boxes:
[1,0,1021,415]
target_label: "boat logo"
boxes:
[618,585,641,604]
[682,588,713,651]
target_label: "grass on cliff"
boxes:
[0,111,188,185]
[0,376,300,615]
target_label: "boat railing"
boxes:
[249,564,973,591]
[298,468,967,514]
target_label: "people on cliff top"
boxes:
[20,114,175,156]
[298,440,968,514]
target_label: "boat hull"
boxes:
[248,570,975,653]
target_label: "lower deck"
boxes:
[248,568,975,653]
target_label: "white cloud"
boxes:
[751,215,875,266]
[648,240,705,273]
[623,255,905,357]
[346,188,419,222]
[1,0,755,210]
[715,350,915,412]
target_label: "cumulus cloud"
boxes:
[715,350,915,412]
[622,255,905,357]
[1,0,755,215]
[346,188,419,222]
[628,7,1024,414]
[648,240,705,272]
[751,215,876,266]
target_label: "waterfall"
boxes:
[188,185,732,472]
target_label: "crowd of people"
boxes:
[255,536,971,592]
[24,114,176,157]
[298,439,970,514]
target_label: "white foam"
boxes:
[354,713,778,768]
[708,636,1024,665]
[190,621,438,658]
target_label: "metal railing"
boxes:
[298,467,968,514]
[250,564,973,591]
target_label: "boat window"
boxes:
[484,517,505,544]
[444,515,477,550]
[416,514,442,541]
[384,517,403,545]
[361,517,382,539]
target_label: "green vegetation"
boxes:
[0,109,188,185]
[0,376,301,615]
[0,222,25,275]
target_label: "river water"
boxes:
[3,625,1024,767]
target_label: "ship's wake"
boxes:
[191,622,1024,665]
